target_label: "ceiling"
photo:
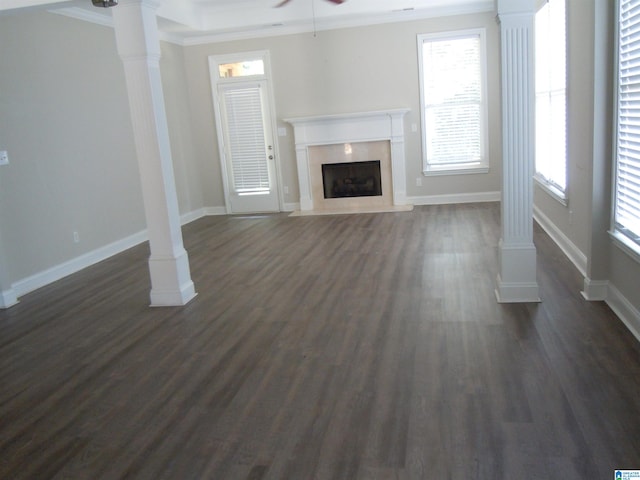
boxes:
[0,0,495,45]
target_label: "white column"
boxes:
[495,0,540,303]
[294,145,314,211]
[389,111,408,206]
[112,0,196,306]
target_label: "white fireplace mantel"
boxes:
[284,109,410,212]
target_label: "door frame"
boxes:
[208,50,283,214]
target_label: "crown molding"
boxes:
[51,1,494,47]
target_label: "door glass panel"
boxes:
[218,60,265,78]
[222,86,270,193]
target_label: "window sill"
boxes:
[423,165,489,177]
[534,176,567,206]
[609,229,640,264]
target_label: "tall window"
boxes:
[614,0,640,253]
[418,29,488,174]
[535,0,567,199]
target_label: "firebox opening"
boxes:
[321,160,382,199]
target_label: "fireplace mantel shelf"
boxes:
[284,109,410,213]
[283,109,411,126]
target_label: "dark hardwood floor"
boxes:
[1,203,639,479]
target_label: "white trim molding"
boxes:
[409,191,499,206]
[6,207,216,306]
[581,278,609,301]
[283,202,300,212]
[0,288,19,309]
[607,283,640,343]
[284,109,410,213]
[13,229,149,298]
[533,204,588,277]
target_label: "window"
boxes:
[218,60,265,79]
[535,0,567,201]
[418,29,489,175]
[613,0,640,255]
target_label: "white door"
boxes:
[210,52,280,214]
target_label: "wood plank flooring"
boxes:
[1,202,639,479]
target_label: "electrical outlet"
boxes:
[416,177,423,187]
[0,150,8,166]
[284,186,289,194]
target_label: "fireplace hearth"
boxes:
[322,161,382,199]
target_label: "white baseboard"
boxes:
[13,229,149,298]
[531,209,640,344]
[0,287,19,308]
[533,204,588,277]
[283,202,300,212]
[408,191,500,205]
[202,206,228,216]
[606,283,640,343]
[8,207,228,303]
[581,278,609,301]
[180,208,207,225]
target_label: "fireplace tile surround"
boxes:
[284,109,412,215]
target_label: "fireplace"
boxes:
[322,160,382,199]
[284,109,412,214]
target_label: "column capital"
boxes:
[112,0,163,60]
[496,0,538,16]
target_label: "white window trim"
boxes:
[609,229,640,263]
[417,28,490,176]
[611,0,640,263]
[534,173,568,206]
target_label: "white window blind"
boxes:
[535,0,567,196]
[615,0,640,247]
[223,86,270,193]
[419,31,487,172]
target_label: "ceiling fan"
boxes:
[91,0,117,7]
[275,0,346,6]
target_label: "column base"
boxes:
[495,241,540,303]
[0,288,19,309]
[148,250,197,307]
[150,285,197,307]
[495,275,540,303]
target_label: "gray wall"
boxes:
[0,12,144,282]
[182,12,502,208]
[0,11,203,287]
[533,0,640,319]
